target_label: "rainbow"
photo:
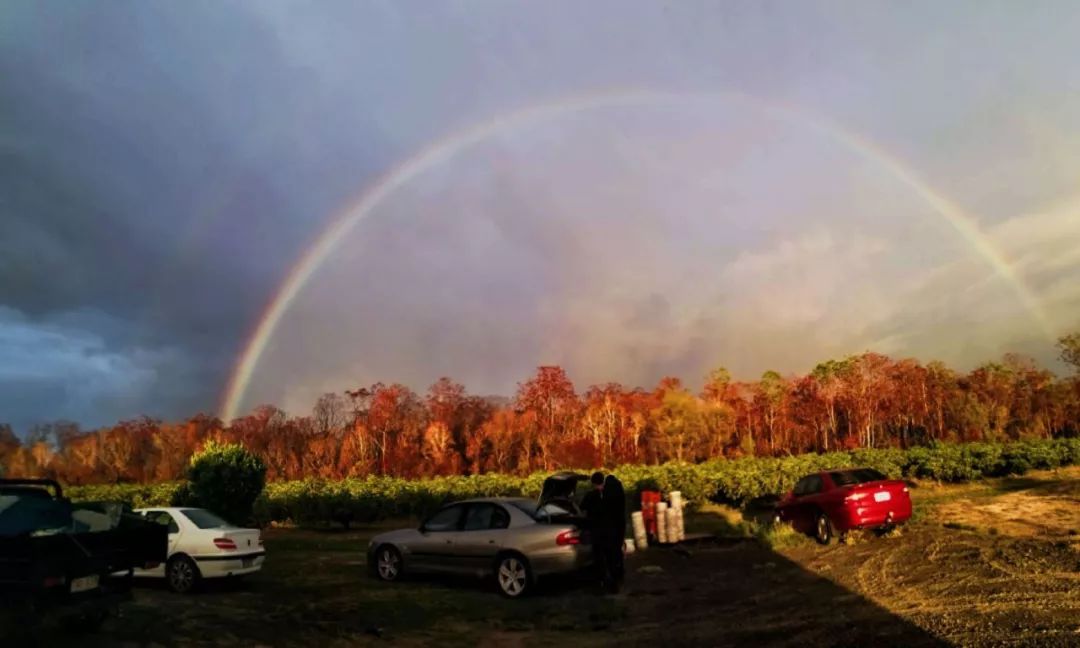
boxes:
[219,89,1054,422]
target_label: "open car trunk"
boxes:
[0,479,168,625]
[538,472,586,508]
[535,472,592,526]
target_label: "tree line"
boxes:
[4,334,1079,485]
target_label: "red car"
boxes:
[774,468,912,544]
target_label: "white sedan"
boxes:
[132,507,265,593]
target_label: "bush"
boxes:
[65,482,180,508]
[179,441,266,525]
[64,438,1079,528]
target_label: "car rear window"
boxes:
[509,500,573,521]
[180,509,230,529]
[509,500,538,517]
[830,469,887,486]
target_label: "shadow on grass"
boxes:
[630,508,950,647]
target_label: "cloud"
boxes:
[242,108,974,410]
[990,198,1080,321]
[860,196,1080,366]
[0,307,202,432]
[3,2,1080,425]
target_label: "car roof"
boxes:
[447,497,531,505]
[134,506,201,513]
[808,467,876,476]
[0,485,55,498]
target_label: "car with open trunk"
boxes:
[368,471,593,597]
[0,479,167,635]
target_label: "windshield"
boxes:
[0,494,74,537]
[181,508,231,529]
[830,469,887,486]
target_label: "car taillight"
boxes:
[902,487,909,493]
[555,530,582,546]
[213,537,237,550]
[42,575,65,589]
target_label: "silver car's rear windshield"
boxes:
[509,500,573,521]
[181,508,230,529]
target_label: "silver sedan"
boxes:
[367,496,592,597]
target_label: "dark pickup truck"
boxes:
[0,479,168,636]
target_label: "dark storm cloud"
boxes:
[0,2,395,430]
[0,306,200,433]
[3,1,1080,429]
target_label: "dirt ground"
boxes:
[933,468,1080,550]
[73,467,1080,647]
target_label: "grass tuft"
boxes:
[753,521,812,549]
[943,521,978,532]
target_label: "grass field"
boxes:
[79,467,1080,647]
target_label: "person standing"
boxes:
[602,474,626,592]
[581,471,609,590]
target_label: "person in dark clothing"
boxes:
[581,471,605,520]
[581,471,609,590]
[602,474,626,591]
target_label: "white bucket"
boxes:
[656,502,669,543]
[631,511,647,549]
[669,491,683,511]
[624,538,636,554]
[676,507,686,541]
[665,507,678,544]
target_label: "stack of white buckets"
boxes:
[629,490,685,551]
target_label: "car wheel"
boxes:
[374,545,403,582]
[814,512,834,545]
[495,554,532,598]
[167,555,200,594]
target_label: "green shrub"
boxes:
[180,441,266,525]
[64,438,1079,528]
[65,482,180,508]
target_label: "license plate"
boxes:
[873,491,891,502]
[70,575,99,593]
[242,557,255,568]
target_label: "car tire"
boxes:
[167,555,200,594]
[374,545,403,582]
[814,512,834,545]
[495,553,532,599]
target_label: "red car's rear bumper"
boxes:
[831,496,912,531]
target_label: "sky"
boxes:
[2,1,1079,432]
